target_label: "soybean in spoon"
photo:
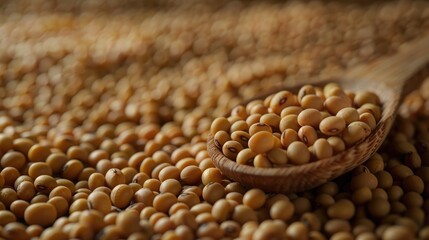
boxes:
[207,34,429,193]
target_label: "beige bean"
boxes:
[281,129,299,148]
[222,140,244,160]
[287,141,310,165]
[279,114,300,132]
[270,199,294,221]
[266,148,288,165]
[269,91,298,115]
[301,95,324,110]
[297,109,322,128]
[324,96,352,115]
[253,154,272,168]
[248,131,274,154]
[319,116,346,136]
[210,117,231,135]
[24,203,57,227]
[312,138,333,159]
[236,148,257,166]
[298,126,318,146]
[336,107,359,124]
[110,184,134,209]
[249,123,272,136]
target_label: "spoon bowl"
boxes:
[207,35,429,193]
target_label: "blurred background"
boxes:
[0,0,428,137]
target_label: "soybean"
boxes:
[24,203,57,227]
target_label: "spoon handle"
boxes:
[345,34,429,97]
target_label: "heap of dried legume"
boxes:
[211,83,381,167]
[0,0,429,239]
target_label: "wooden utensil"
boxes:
[207,34,429,193]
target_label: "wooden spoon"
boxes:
[207,34,429,193]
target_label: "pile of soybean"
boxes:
[0,0,429,239]
[212,83,381,167]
